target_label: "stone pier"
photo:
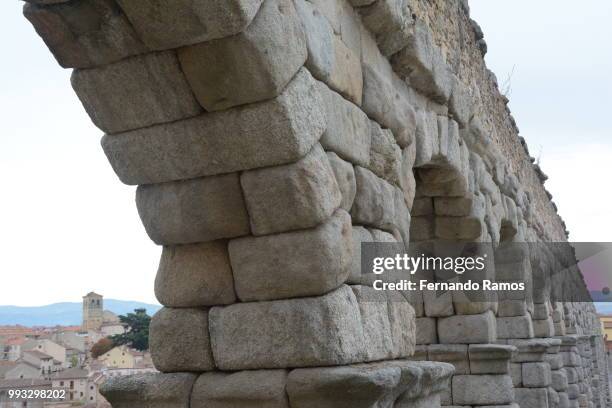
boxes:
[21,0,610,407]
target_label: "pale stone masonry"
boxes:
[23,0,610,407]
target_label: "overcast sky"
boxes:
[0,1,610,306]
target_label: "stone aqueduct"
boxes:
[23,0,610,407]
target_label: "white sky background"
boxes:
[0,1,610,306]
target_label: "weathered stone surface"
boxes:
[100,373,197,408]
[437,311,497,344]
[449,75,473,127]
[532,317,555,338]
[469,344,515,375]
[327,35,363,106]
[508,339,549,363]
[327,152,357,211]
[241,144,340,235]
[294,0,334,80]
[228,210,352,302]
[423,287,454,317]
[428,344,469,375]
[497,300,528,317]
[287,360,453,408]
[391,21,452,103]
[351,286,415,360]
[103,68,325,185]
[510,363,522,387]
[209,285,367,370]
[532,302,551,320]
[155,241,236,307]
[136,173,250,245]
[72,51,202,135]
[452,375,514,405]
[522,362,552,387]
[116,0,263,50]
[552,369,569,391]
[497,315,534,339]
[357,0,414,57]
[435,216,483,240]
[514,387,549,408]
[416,317,438,345]
[412,198,434,216]
[361,26,417,147]
[23,0,147,69]
[367,121,402,185]
[178,0,306,111]
[317,80,371,166]
[149,308,214,372]
[191,370,289,408]
[287,363,401,408]
[351,286,396,361]
[434,196,473,217]
[386,291,417,358]
[400,143,417,206]
[410,216,434,241]
[351,166,395,233]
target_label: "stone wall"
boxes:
[22,0,609,407]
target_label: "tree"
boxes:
[91,337,114,359]
[110,308,151,351]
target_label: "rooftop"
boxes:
[50,367,88,380]
[0,378,51,389]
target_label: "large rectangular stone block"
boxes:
[209,285,367,370]
[116,0,263,50]
[100,373,197,408]
[497,315,534,339]
[287,363,400,408]
[469,344,515,375]
[24,0,147,68]
[155,241,236,307]
[228,210,352,302]
[241,144,341,235]
[452,375,514,406]
[150,308,215,372]
[437,311,497,344]
[297,0,364,105]
[391,21,452,103]
[522,362,552,388]
[72,51,202,134]
[178,0,306,111]
[191,370,289,408]
[357,0,413,57]
[316,80,371,166]
[361,25,417,148]
[136,173,250,245]
[514,388,549,408]
[103,68,325,185]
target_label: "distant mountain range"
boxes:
[0,300,161,327]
